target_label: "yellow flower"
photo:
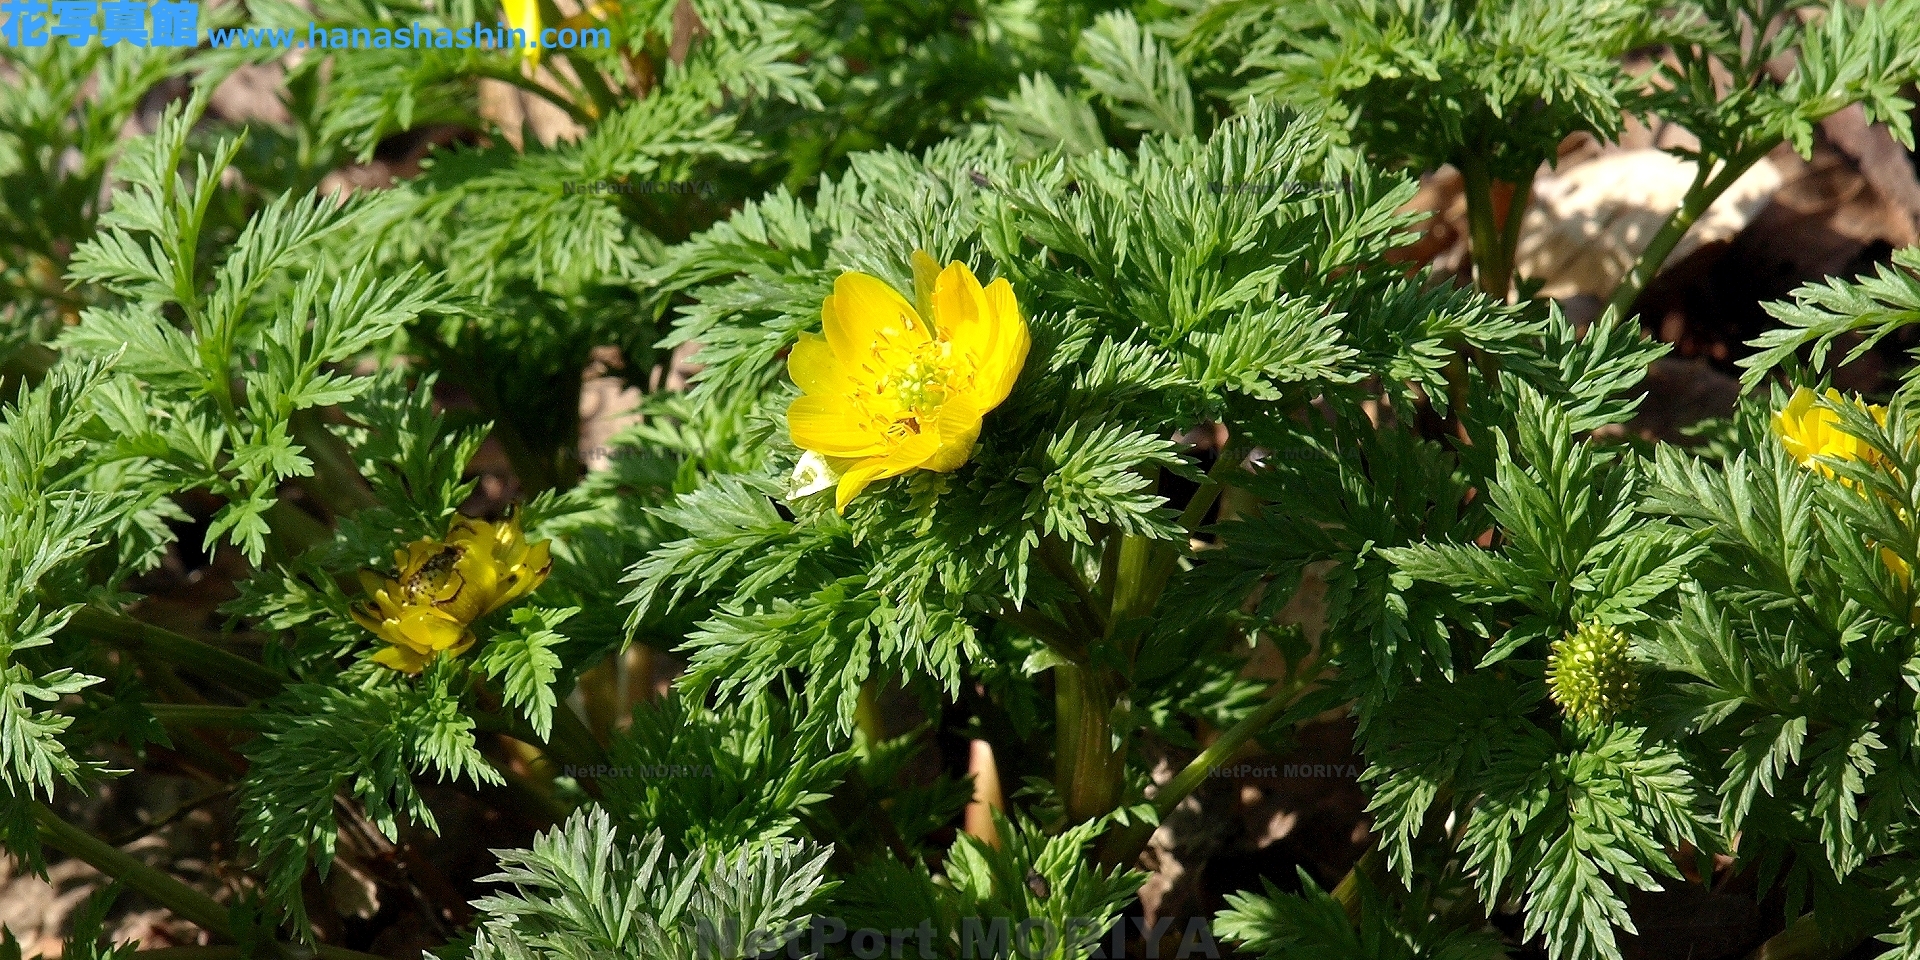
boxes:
[353,515,553,673]
[1773,386,1888,479]
[786,251,1030,512]
[1883,547,1910,587]
[503,0,540,68]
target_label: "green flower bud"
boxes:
[1547,622,1637,727]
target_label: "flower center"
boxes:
[885,354,950,414]
[865,337,963,439]
[403,546,464,602]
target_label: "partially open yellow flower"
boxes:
[502,0,540,68]
[353,515,552,673]
[787,251,1030,512]
[1773,386,1888,479]
[1774,388,1917,621]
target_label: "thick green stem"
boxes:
[1126,439,1247,652]
[547,698,610,770]
[1097,676,1304,865]
[1054,661,1124,826]
[1606,146,1769,321]
[34,801,234,937]
[265,499,334,560]
[1039,537,1108,637]
[991,606,1085,663]
[68,608,283,700]
[1107,533,1159,630]
[855,679,888,748]
[1459,152,1518,302]
[1331,844,1390,923]
[1746,915,1865,960]
[289,409,378,516]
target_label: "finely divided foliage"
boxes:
[9,0,1920,958]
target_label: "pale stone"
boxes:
[1514,149,1785,299]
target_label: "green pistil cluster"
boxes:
[1547,622,1638,728]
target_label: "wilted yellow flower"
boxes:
[503,0,540,67]
[786,251,1030,512]
[1773,386,1888,479]
[354,515,552,673]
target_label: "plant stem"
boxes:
[1039,536,1108,636]
[1459,152,1519,302]
[1452,151,1535,435]
[472,700,605,773]
[475,66,598,128]
[1054,661,1124,826]
[108,786,237,847]
[33,801,234,937]
[1107,533,1159,633]
[265,499,334,559]
[1097,675,1306,866]
[290,409,379,516]
[147,703,262,729]
[1124,439,1248,657]
[1746,915,1866,960]
[1605,145,1770,321]
[1176,437,1247,535]
[536,0,620,120]
[855,679,888,748]
[69,608,283,701]
[989,606,1085,663]
[1331,844,1390,923]
[547,698,610,769]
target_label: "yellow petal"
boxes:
[493,517,524,554]
[357,570,390,598]
[920,400,983,473]
[396,609,467,653]
[834,462,887,513]
[970,277,1030,409]
[448,517,489,549]
[824,272,926,363]
[789,394,890,457]
[911,249,942,326]
[402,539,445,572]
[937,262,1027,409]
[447,630,478,659]
[372,644,434,674]
[488,541,552,615]
[441,565,491,624]
[931,260,988,342]
[789,333,858,396]
[831,429,944,512]
[357,574,405,620]
[1883,547,1911,588]
[351,608,399,646]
